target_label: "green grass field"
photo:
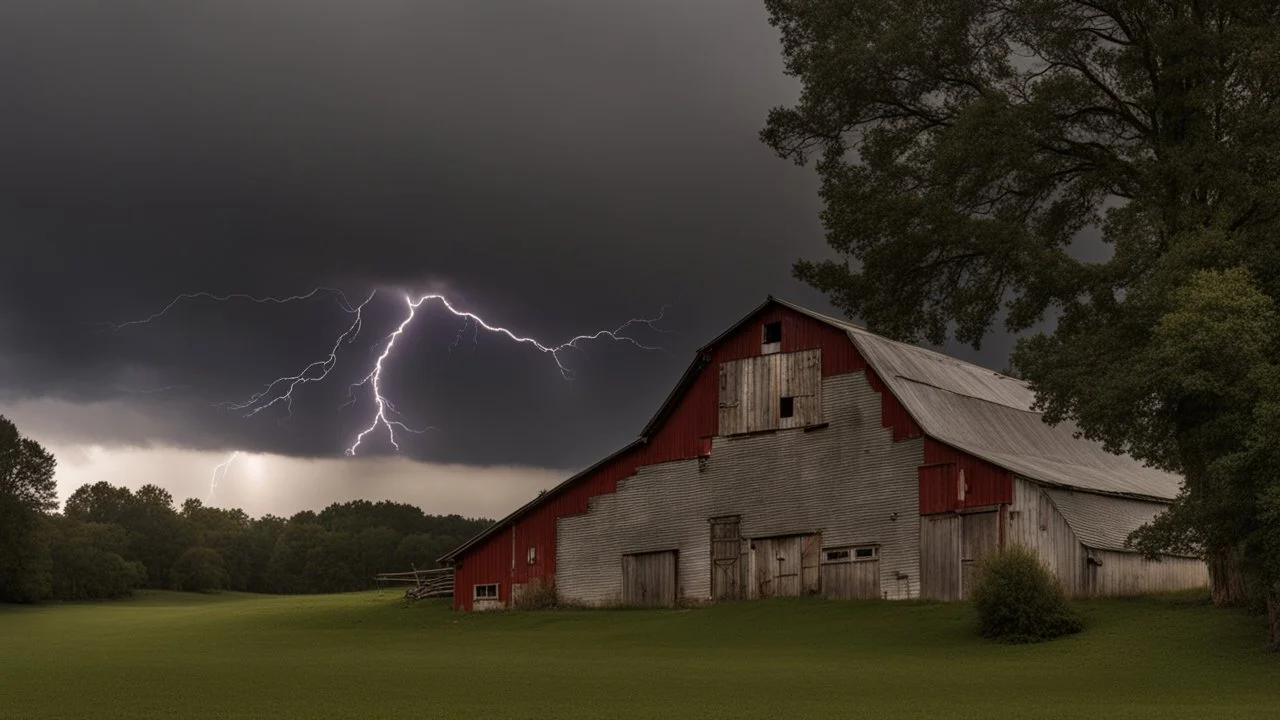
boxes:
[1,590,1276,719]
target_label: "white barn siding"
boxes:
[1010,478,1209,597]
[556,373,923,605]
[1009,478,1087,594]
[1087,550,1209,596]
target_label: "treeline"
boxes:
[1,415,492,602]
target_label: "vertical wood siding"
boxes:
[821,559,881,599]
[621,550,679,607]
[555,373,925,606]
[960,511,1000,599]
[1008,478,1087,595]
[919,515,962,600]
[919,439,1013,513]
[718,349,823,435]
[1086,550,1210,596]
[451,305,869,610]
[749,533,821,598]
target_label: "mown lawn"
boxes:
[1,590,1276,719]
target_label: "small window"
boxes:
[822,545,878,564]
[779,396,795,418]
[824,549,852,563]
[473,583,499,600]
[762,321,782,345]
[527,546,537,565]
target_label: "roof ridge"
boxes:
[770,296,1028,386]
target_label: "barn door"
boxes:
[920,515,961,601]
[710,516,742,602]
[960,511,1000,599]
[622,550,678,607]
[751,533,821,599]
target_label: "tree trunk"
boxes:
[1268,587,1279,653]
[1208,545,1249,606]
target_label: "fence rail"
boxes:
[375,566,453,600]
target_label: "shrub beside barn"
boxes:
[441,297,1208,610]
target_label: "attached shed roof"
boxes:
[772,299,1182,501]
[1042,487,1176,554]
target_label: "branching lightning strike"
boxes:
[110,288,668,457]
[208,451,240,503]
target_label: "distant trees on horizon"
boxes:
[1,414,492,602]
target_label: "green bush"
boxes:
[970,544,1084,643]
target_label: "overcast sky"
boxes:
[0,1,1021,518]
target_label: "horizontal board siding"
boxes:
[1087,550,1210,596]
[556,373,924,606]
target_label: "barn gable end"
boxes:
[444,300,869,610]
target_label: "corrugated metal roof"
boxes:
[774,298,1182,501]
[1043,488,1180,554]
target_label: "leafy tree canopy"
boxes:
[762,0,1280,642]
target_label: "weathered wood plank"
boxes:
[920,515,961,601]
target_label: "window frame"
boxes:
[473,583,500,600]
[762,321,782,345]
[821,545,879,564]
[779,396,795,419]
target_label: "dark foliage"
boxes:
[2,414,494,604]
[970,545,1084,644]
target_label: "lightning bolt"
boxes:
[218,291,375,419]
[101,288,356,331]
[108,288,669,457]
[208,451,240,503]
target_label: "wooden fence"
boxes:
[374,566,454,600]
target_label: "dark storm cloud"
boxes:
[0,1,1024,470]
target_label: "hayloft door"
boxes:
[709,516,742,602]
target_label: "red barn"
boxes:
[440,297,1206,610]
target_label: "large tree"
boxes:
[0,415,57,602]
[761,0,1280,646]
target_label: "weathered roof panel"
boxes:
[1043,487,1179,554]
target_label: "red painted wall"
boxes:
[918,438,1013,514]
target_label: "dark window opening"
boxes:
[824,549,851,563]
[762,321,782,345]
[474,583,499,599]
[780,396,795,418]
[854,546,877,560]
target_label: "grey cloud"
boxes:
[0,1,1031,472]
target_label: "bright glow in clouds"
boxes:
[44,442,566,519]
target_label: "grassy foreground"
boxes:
[1,590,1276,719]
